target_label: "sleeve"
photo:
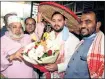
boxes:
[57,35,80,73]
[35,22,45,40]
[1,46,13,71]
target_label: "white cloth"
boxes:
[8,15,21,25]
[41,30,80,78]
[57,31,80,73]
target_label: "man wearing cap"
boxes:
[1,15,37,78]
[0,13,17,37]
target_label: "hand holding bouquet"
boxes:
[23,32,60,64]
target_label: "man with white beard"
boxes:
[0,13,17,37]
[1,15,37,78]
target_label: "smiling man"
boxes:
[64,10,104,78]
[39,11,80,78]
[1,15,37,78]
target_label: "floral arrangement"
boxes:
[23,31,60,64]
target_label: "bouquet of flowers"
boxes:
[23,31,60,64]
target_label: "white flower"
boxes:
[49,31,55,40]
[28,48,36,59]
[45,31,61,51]
[51,41,60,50]
[35,45,44,57]
[46,39,53,49]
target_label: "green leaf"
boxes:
[53,50,59,55]
[37,57,41,61]
[41,52,48,58]
[23,52,28,56]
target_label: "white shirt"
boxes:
[56,31,80,73]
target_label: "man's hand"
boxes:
[45,63,58,72]
[9,47,24,62]
[37,11,54,27]
[37,12,43,23]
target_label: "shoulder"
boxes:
[1,35,11,47]
[67,32,80,42]
[23,34,31,39]
[1,35,9,42]
[21,34,32,44]
[64,32,80,47]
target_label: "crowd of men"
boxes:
[0,2,104,79]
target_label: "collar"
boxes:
[52,26,69,41]
[83,33,96,40]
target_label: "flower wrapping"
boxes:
[23,31,60,64]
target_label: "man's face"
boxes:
[79,12,97,37]
[51,14,65,32]
[25,19,36,34]
[10,22,23,36]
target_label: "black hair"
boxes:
[82,9,101,22]
[51,11,67,20]
[24,17,36,24]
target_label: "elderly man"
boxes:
[0,13,17,37]
[1,15,37,78]
[64,10,104,78]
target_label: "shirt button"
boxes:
[68,65,70,68]
[73,58,74,60]
[77,51,78,53]
[81,43,83,45]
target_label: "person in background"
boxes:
[24,15,45,42]
[1,15,38,78]
[24,17,36,34]
[0,13,17,37]
[64,10,104,78]
[24,17,38,41]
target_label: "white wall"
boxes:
[1,2,31,18]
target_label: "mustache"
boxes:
[54,25,60,27]
[80,27,86,30]
[80,27,89,31]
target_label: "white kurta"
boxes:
[57,31,80,73]
[41,30,80,78]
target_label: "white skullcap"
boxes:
[8,15,21,25]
